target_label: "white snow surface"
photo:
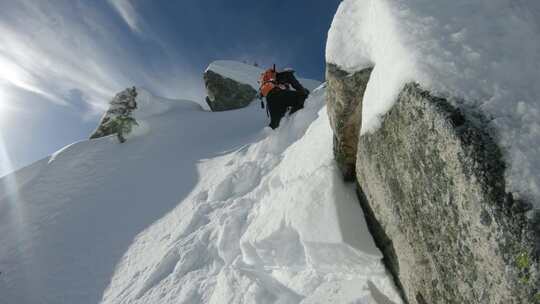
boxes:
[326,0,540,207]
[0,73,400,302]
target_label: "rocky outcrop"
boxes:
[326,66,539,303]
[326,64,372,181]
[203,70,257,111]
[90,87,139,143]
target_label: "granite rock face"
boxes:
[326,71,539,303]
[203,70,257,111]
[90,87,139,143]
[326,64,372,181]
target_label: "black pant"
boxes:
[266,89,308,129]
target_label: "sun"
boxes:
[0,55,23,85]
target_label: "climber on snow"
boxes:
[258,65,309,129]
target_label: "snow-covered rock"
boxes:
[328,71,540,303]
[204,61,322,112]
[206,60,264,92]
[357,84,538,304]
[204,61,263,111]
[203,69,258,111]
[325,1,540,303]
[326,0,540,209]
[0,62,402,303]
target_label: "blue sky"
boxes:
[0,0,340,176]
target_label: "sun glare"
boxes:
[0,56,24,85]
[0,56,24,120]
[0,86,15,123]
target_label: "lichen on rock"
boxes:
[361,83,539,303]
[90,87,139,143]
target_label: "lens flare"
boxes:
[0,129,23,234]
[0,129,35,289]
[0,86,18,126]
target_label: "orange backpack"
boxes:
[259,65,278,97]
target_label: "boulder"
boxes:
[326,70,540,303]
[326,64,372,180]
[90,87,139,142]
[203,69,257,111]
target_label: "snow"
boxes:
[0,63,401,303]
[326,0,540,208]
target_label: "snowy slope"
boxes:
[326,0,540,208]
[0,69,400,303]
[0,93,265,304]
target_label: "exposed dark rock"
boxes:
[326,64,372,181]
[356,185,408,303]
[325,58,540,302]
[203,70,257,111]
[352,83,539,303]
[90,87,139,143]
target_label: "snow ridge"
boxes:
[102,85,401,304]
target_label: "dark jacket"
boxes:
[276,70,306,93]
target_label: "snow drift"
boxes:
[326,0,540,208]
[0,62,401,303]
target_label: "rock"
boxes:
[326,64,372,181]
[347,83,539,303]
[203,69,257,111]
[90,87,139,142]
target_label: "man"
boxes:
[259,66,309,129]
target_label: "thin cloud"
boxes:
[0,2,126,112]
[0,54,62,105]
[108,0,141,33]
[0,1,203,117]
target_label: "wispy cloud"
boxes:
[0,0,204,118]
[108,0,141,33]
[0,1,129,114]
[0,55,61,104]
